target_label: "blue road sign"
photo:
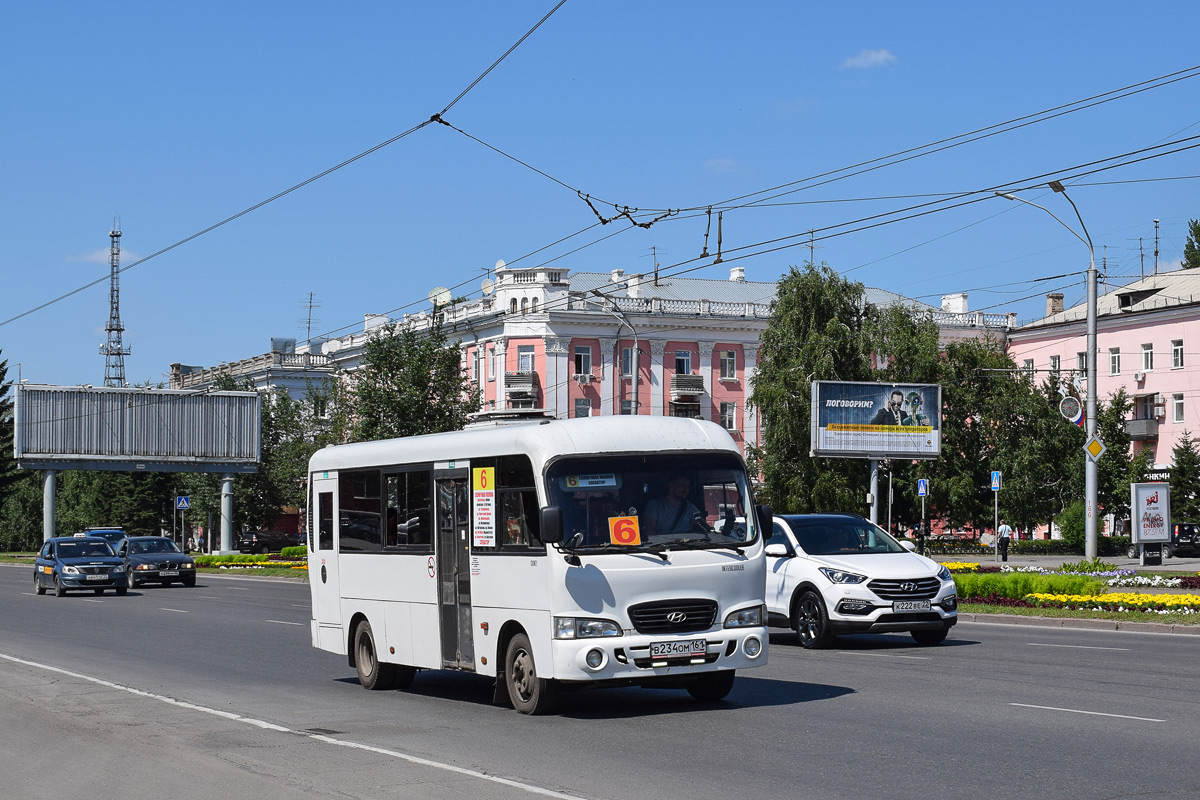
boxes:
[917,479,929,497]
[176,496,190,510]
[991,471,1002,492]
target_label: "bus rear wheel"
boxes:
[354,620,399,690]
[505,633,557,715]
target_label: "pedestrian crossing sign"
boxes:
[176,496,190,510]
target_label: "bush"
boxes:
[281,546,306,559]
[1056,500,1086,550]
[953,572,1106,600]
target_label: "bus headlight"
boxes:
[743,636,763,658]
[724,605,764,628]
[554,617,623,639]
[585,649,605,669]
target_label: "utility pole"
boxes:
[100,221,130,387]
[1154,219,1160,275]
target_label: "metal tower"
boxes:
[100,224,130,386]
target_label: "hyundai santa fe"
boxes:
[765,513,957,648]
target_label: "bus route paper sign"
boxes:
[608,516,641,546]
[1130,482,1170,544]
[473,467,496,547]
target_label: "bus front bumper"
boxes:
[550,627,767,683]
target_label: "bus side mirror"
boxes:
[756,504,773,534]
[539,506,564,545]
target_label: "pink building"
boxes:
[1006,269,1200,472]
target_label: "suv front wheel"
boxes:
[794,590,834,649]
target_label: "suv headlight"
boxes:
[554,617,622,639]
[937,565,953,582]
[724,605,765,628]
[818,566,867,584]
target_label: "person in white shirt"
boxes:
[997,518,1013,562]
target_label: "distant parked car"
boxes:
[34,535,128,597]
[118,536,197,588]
[237,529,297,554]
[765,513,958,648]
[1166,523,1200,557]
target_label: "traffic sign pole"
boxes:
[991,471,1001,564]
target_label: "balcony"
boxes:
[1124,418,1159,441]
[670,374,706,400]
[504,372,538,399]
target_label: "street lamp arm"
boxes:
[993,191,1092,255]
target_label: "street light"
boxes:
[589,288,639,415]
[995,185,1099,560]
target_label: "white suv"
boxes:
[765,514,957,648]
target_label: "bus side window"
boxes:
[385,469,432,550]
[318,491,334,550]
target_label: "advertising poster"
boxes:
[1130,482,1170,543]
[810,381,942,459]
[472,467,496,547]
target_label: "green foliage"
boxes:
[1056,500,1086,549]
[1170,431,1200,521]
[281,545,307,558]
[1095,388,1144,520]
[1057,557,1118,573]
[953,571,1106,600]
[0,352,18,502]
[1184,218,1200,270]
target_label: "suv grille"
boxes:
[868,577,940,600]
[628,599,717,634]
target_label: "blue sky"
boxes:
[3,2,1198,386]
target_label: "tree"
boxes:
[1170,431,1200,521]
[1094,388,1147,522]
[0,351,19,503]
[748,263,941,516]
[1184,218,1200,270]
[334,317,480,443]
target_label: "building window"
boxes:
[521,298,528,314]
[1175,393,1185,424]
[510,399,536,409]
[573,345,592,375]
[509,298,517,314]
[517,345,535,373]
[675,350,692,374]
[574,398,591,418]
[720,350,737,380]
[720,402,737,431]
[1109,348,1120,376]
[1022,359,1034,380]
[471,350,479,382]
[1077,352,1087,372]
[1136,395,1155,420]
[1141,343,1154,371]
[1049,355,1060,374]
[621,400,634,415]
[487,347,495,381]
[621,347,634,378]
[1174,339,1184,369]
[531,298,538,313]
[669,401,701,419]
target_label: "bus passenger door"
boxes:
[311,476,344,653]
[434,468,475,671]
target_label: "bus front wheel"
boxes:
[687,670,736,702]
[505,633,558,715]
[354,620,399,690]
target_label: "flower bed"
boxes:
[1026,592,1200,614]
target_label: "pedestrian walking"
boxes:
[997,518,1012,562]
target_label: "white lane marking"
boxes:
[1027,643,1130,651]
[839,651,929,661]
[290,604,309,608]
[0,652,588,800]
[1009,703,1164,722]
[160,608,189,614]
[81,599,104,604]
[266,620,303,626]
[197,596,221,600]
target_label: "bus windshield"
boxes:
[545,453,756,552]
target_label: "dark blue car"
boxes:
[34,535,129,597]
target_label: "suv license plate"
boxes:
[649,639,708,658]
[85,574,106,581]
[894,600,931,611]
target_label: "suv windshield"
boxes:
[789,518,906,555]
[545,453,756,552]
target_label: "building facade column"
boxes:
[598,337,616,415]
[698,341,716,422]
[743,345,759,450]
[493,340,507,410]
[545,336,569,419]
[649,340,666,417]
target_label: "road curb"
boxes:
[960,612,1200,634]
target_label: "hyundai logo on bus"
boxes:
[667,612,688,624]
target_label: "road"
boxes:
[3,563,1198,800]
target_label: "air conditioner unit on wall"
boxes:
[574,373,594,384]
[1133,372,1146,382]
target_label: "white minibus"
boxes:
[306,413,770,714]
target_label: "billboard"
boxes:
[14,384,261,473]
[1130,482,1170,544]
[810,381,941,460]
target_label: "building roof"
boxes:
[1018,268,1200,331]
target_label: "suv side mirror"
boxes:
[539,506,564,545]
[900,540,917,552]
[756,504,773,534]
[765,543,791,558]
